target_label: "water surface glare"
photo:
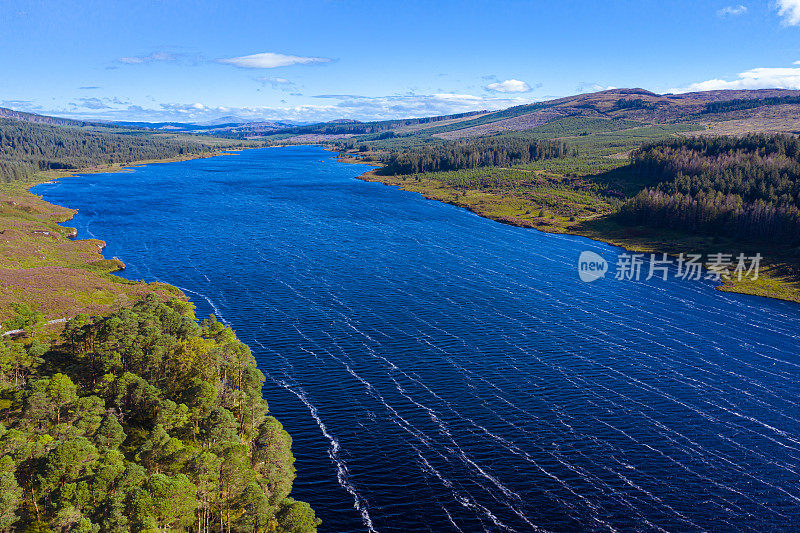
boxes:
[34,146,800,532]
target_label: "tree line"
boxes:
[0,296,319,532]
[381,137,573,174]
[701,95,800,115]
[0,118,221,182]
[613,98,656,110]
[618,134,800,244]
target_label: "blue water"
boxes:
[34,146,800,532]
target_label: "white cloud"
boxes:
[218,52,330,69]
[717,4,747,16]
[257,76,297,91]
[41,92,534,124]
[576,82,617,93]
[69,96,130,110]
[485,79,532,93]
[777,0,800,25]
[118,52,175,64]
[1,100,41,112]
[670,63,800,92]
[75,97,110,110]
[309,92,530,120]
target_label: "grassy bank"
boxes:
[0,150,240,330]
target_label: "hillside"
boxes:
[247,88,800,145]
[0,107,103,128]
[411,88,800,140]
[0,115,253,182]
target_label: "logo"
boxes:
[578,251,608,282]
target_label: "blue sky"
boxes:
[3,0,800,123]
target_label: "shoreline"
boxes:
[10,141,797,328]
[352,165,800,304]
[0,148,248,326]
[28,148,244,188]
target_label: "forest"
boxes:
[613,98,656,110]
[618,134,800,244]
[381,137,573,174]
[701,95,800,114]
[0,119,222,182]
[0,296,319,532]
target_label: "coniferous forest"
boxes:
[382,137,572,174]
[0,296,319,533]
[701,95,800,114]
[0,119,220,182]
[619,134,800,244]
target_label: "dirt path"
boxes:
[2,317,67,337]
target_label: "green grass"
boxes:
[411,101,558,136]
[569,124,704,156]
[364,165,620,229]
[495,116,644,140]
[76,259,126,274]
[0,148,246,322]
[516,155,628,175]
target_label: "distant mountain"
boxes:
[428,88,800,139]
[196,115,255,126]
[109,118,300,135]
[111,121,215,131]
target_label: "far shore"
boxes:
[28,148,247,189]
[349,161,800,304]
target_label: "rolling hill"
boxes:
[268,88,800,143]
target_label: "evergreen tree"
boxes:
[0,296,318,532]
